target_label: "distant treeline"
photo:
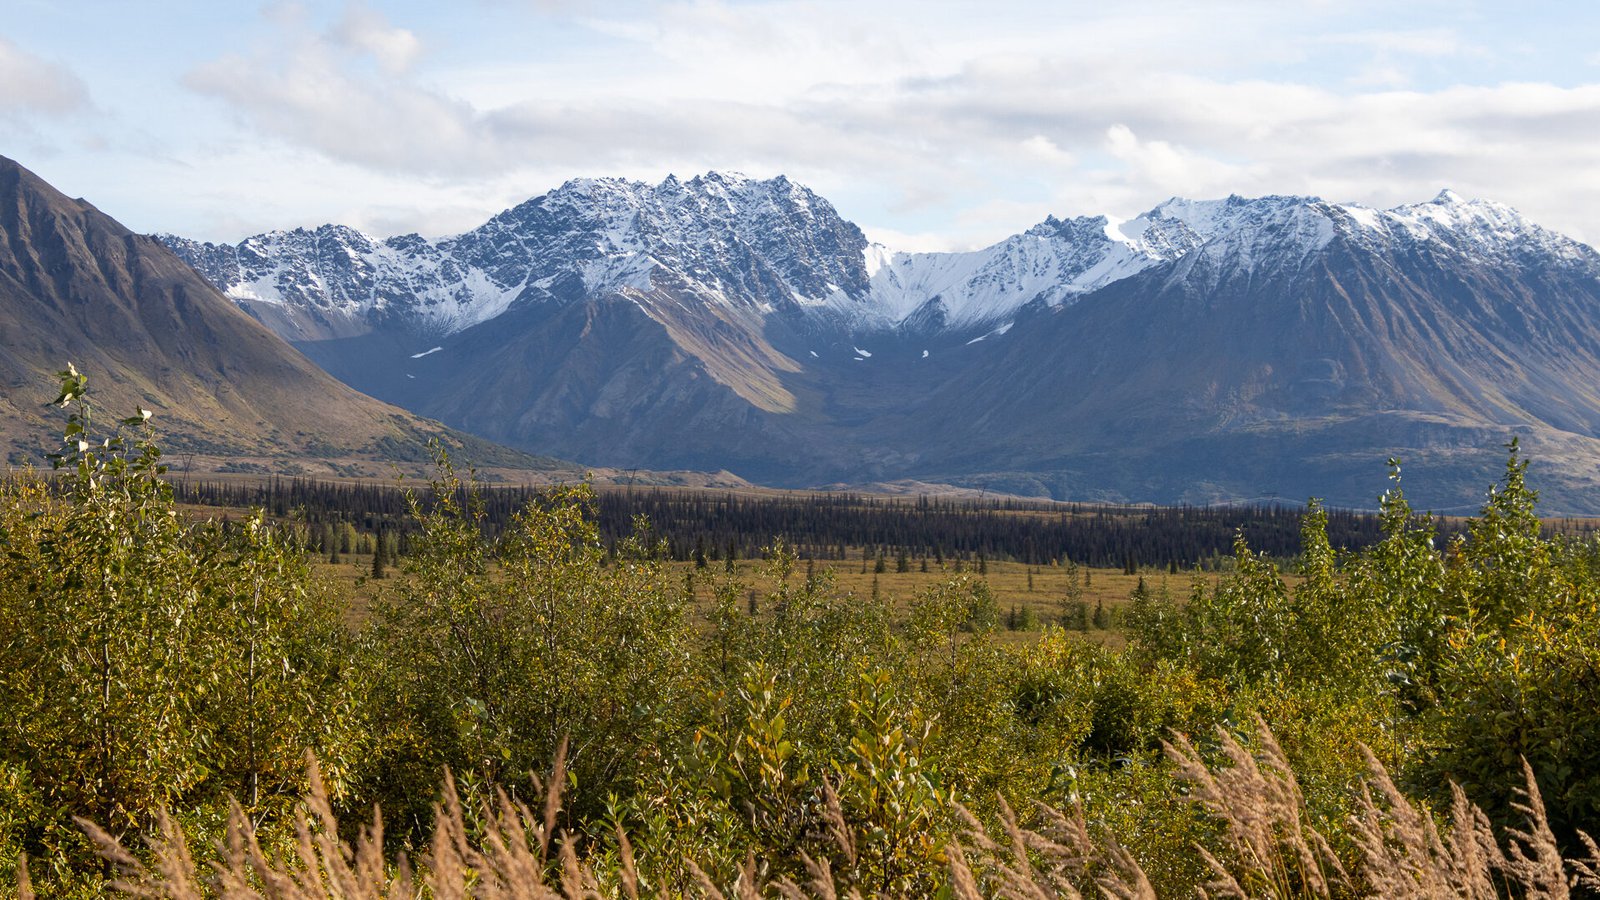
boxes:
[170,477,1427,568]
[593,490,1400,569]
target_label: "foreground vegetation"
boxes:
[3,368,1600,896]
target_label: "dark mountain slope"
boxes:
[293,282,832,479]
[901,228,1600,510]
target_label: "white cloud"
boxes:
[329,2,422,74]
[0,36,88,115]
[858,225,968,254]
[183,6,504,176]
[1102,125,1252,198]
[142,0,1600,248]
[1019,135,1074,167]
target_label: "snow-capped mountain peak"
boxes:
[162,171,874,338]
[861,220,1153,329]
[1329,190,1591,267]
[160,183,1598,345]
[858,194,1352,331]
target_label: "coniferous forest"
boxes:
[4,369,1600,897]
[171,475,1405,572]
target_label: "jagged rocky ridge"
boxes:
[163,177,1586,343]
[160,177,1600,512]
[163,173,879,340]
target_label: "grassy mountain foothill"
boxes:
[3,368,1600,898]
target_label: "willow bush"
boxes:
[0,368,360,894]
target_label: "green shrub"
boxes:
[0,367,359,888]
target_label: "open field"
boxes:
[314,545,1281,651]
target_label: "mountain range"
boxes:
[134,171,1600,512]
[0,155,576,480]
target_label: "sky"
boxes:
[6,1,1600,251]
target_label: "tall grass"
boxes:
[57,719,1600,899]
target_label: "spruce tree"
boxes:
[371,528,387,579]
